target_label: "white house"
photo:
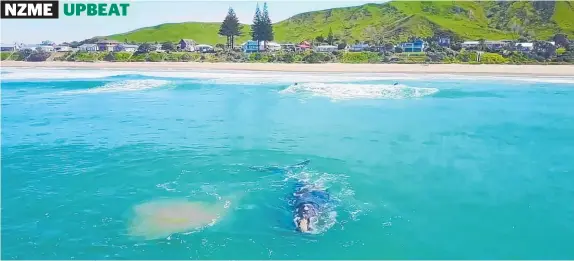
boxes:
[462,41,480,49]
[349,43,369,52]
[516,42,534,51]
[78,44,98,52]
[280,43,297,51]
[262,41,281,51]
[314,44,338,52]
[37,45,54,52]
[114,44,138,52]
[196,44,215,53]
[151,44,163,52]
[55,45,72,52]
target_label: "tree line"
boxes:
[218,2,274,50]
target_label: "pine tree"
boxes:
[219,7,242,49]
[327,28,334,45]
[260,2,274,50]
[251,3,263,51]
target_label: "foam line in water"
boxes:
[1,68,131,80]
[280,82,439,100]
[60,79,171,94]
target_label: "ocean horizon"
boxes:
[2,67,573,259]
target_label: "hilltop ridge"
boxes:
[103,1,574,44]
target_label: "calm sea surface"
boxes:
[2,68,574,259]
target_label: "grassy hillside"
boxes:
[107,22,252,44]
[104,1,574,45]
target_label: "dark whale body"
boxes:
[250,160,330,232]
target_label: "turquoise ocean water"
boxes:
[1,67,574,259]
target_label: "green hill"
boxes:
[104,1,574,45]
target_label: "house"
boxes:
[37,45,54,52]
[179,39,196,52]
[96,40,120,52]
[349,43,369,52]
[151,44,163,52]
[485,40,508,50]
[20,44,39,51]
[55,45,72,52]
[114,44,138,52]
[437,36,451,47]
[1,43,19,52]
[41,40,55,46]
[196,44,214,53]
[78,44,98,52]
[461,41,479,49]
[242,40,260,53]
[400,39,426,52]
[280,43,297,52]
[516,42,533,52]
[314,44,338,52]
[298,41,311,50]
[369,45,388,52]
[262,41,281,51]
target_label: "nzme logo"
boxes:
[1,0,59,19]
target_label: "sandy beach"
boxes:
[2,61,574,76]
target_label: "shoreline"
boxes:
[2,61,574,77]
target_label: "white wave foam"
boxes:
[280,82,439,100]
[1,68,130,80]
[61,79,170,94]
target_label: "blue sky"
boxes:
[1,1,384,44]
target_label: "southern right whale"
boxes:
[250,160,331,233]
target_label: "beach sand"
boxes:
[2,61,574,76]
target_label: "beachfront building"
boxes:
[280,43,297,52]
[37,45,55,52]
[55,45,72,52]
[485,40,509,50]
[97,40,120,52]
[179,39,196,52]
[438,36,451,47]
[20,44,38,51]
[314,44,338,52]
[41,40,55,46]
[1,43,20,52]
[151,44,163,52]
[78,44,98,52]
[242,40,259,53]
[114,44,139,52]
[461,41,479,49]
[196,44,214,53]
[400,39,426,52]
[298,41,312,50]
[349,43,369,52]
[516,42,534,52]
[263,41,281,52]
[369,45,388,53]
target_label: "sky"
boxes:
[1,0,384,44]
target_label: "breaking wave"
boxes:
[280,82,439,100]
[60,79,171,94]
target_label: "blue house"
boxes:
[400,39,426,52]
[242,40,260,53]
